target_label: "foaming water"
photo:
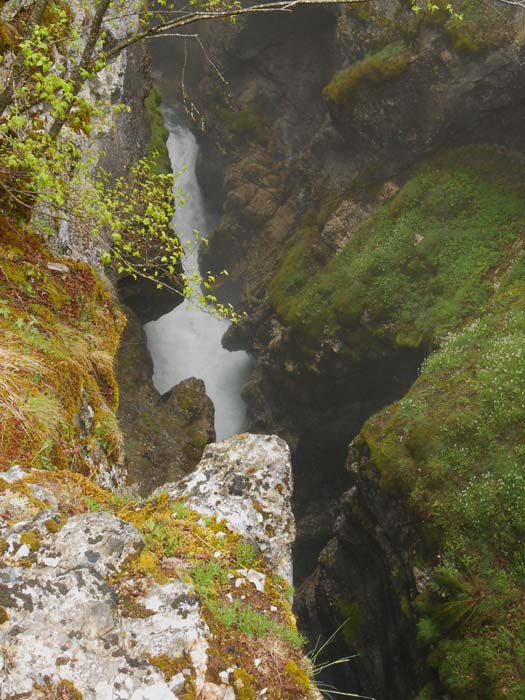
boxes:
[144,113,253,439]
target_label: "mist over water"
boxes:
[144,112,253,440]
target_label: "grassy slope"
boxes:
[270,145,525,698]
[271,147,525,354]
[0,219,312,699]
[0,218,124,471]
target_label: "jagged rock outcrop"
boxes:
[0,435,312,700]
[116,310,216,494]
[157,433,295,583]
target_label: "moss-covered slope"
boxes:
[357,282,525,699]
[271,146,525,357]
[275,144,525,698]
[0,219,125,475]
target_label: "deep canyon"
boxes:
[2,1,525,699]
[142,2,525,698]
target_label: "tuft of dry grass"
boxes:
[0,340,63,456]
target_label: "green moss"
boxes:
[422,0,512,53]
[323,41,411,104]
[284,660,311,693]
[232,668,256,700]
[359,285,525,697]
[144,85,171,175]
[269,211,329,330]
[335,600,365,647]
[149,653,193,682]
[216,105,265,144]
[19,529,42,552]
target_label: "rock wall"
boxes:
[0,435,314,700]
[162,2,525,698]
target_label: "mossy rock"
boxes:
[216,105,266,144]
[358,283,525,697]
[323,41,411,104]
[144,85,171,175]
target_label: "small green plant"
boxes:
[234,541,257,568]
[83,496,103,513]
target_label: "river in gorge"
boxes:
[144,109,254,440]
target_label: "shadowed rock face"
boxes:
[116,309,216,495]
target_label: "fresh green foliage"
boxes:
[323,41,411,104]
[410,0,512,52]
[0,2,240,321]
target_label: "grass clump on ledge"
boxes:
[323,41,411,104]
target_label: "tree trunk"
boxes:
[0,0,50,117]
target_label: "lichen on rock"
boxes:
[156,433,295,584]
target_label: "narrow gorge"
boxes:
[1,1,525,700]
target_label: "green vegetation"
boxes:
[358,282,525,698]
[216,105,265,143]
[270,146,525,355]
[0,223,124,471]
[6,472,310,698]
[411,0,513,52]
[270,146,525,696]
[144,85,171,175]
[323,41,411,104]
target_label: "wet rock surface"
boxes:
[116,309,216,495]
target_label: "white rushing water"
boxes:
[144,114,253,440]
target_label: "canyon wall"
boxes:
[171,2,525,697]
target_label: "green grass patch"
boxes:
[270,146,525,355]
[323,41,411,104]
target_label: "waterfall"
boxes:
[144,112,254,440]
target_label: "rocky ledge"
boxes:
[0,434,312,700]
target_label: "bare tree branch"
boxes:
[102,0,367,62]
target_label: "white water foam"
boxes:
[144,114,253,440]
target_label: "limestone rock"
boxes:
[0,505,208,700]
[36,512,144,576]
[157,433,295,583]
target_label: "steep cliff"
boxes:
[0,4,318,697]
[166,2,525,698]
